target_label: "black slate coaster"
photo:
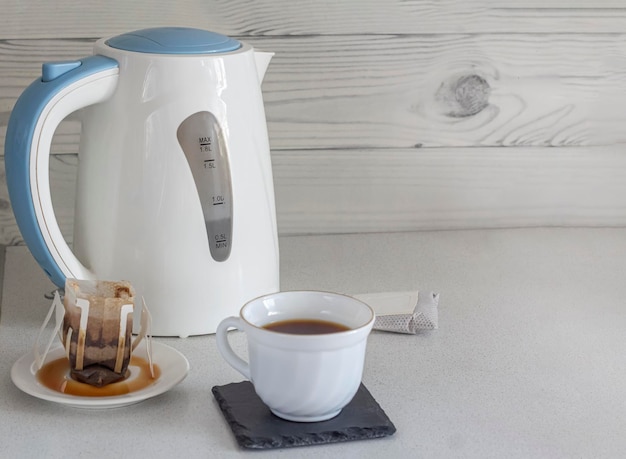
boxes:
[211,381,396,450]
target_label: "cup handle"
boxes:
[216,316,251,379]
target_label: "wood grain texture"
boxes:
[260,34,626,149]
[273,146,626,234]
[3,34,626,153]
[2,146,626,245]
[2,0,626,38]
[0,154,76,245]
[3,1,626,242]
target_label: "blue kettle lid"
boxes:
[105,27,241,54]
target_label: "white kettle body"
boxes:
[5,28,280,336]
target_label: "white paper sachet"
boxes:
[354,291,439,334]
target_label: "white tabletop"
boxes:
[2,228,626,458]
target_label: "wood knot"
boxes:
[436,74,490,118]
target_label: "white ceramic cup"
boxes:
[216,291,375,422]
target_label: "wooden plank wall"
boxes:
[2,0,626,244]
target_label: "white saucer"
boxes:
[11,341,189,409]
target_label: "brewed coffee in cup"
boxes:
[217,291,375,422]
[263,318,351,334]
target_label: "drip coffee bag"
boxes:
[62,279,135,387]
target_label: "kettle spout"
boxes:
[254,51,274,83]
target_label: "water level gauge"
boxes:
[177,111,232,262]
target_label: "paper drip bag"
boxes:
[34,279,154,387]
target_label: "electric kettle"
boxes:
[5,27,280,337]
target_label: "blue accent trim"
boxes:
[4,55,119,287]
[106,27,241,55]
[42,60,82,82]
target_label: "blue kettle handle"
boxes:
[5,55,119,287]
